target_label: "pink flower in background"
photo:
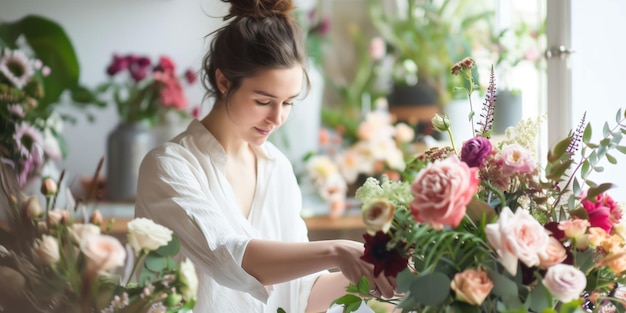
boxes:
[155,73,188,110]
[128,56,151,82]
[409,155,479,230]
[184,69,197,84]
[542,264,587,303]
[106,54,129,76]
[461,136,492,168]
[155,56,175,75]
[581,191,621,233]
[368,37,386,61]
[498,143,536,177]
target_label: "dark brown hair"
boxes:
[202,0,310,102]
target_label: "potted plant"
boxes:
[490,19,546,134]
[367,0,493,137]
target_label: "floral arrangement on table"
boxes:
[305,106,415,217]
[96,53,197,125]
[0,159,198,312]
[0,15,103,189]
[331,58,626,313]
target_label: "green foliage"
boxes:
[0,15,102,113]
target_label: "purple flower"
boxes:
[460,136,492,168]
[106,54,129,76]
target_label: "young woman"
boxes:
[134,0,396,312]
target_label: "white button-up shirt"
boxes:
[135,119,322,312]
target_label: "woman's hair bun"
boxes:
[223,0,294,20]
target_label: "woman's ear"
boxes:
[215,68,230,95]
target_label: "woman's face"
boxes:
[225,65,303,146]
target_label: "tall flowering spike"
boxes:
[476,66,497,138]
[566,112,587,155]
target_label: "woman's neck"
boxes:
[201,106,251,159]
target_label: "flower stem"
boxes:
[126,249,147,286]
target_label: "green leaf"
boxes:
[356,276,371,295]
[449,301,481,313]
[154,234,181,256]
[144,254,167,272]
[573,249,595,274]
[552,137,572,158]
[594,166,604,172]
[617,108,623,123]
[617,145,626,154]
[557,299,584,313]
[582,124,592,143]
[606,153,618,164]
[568,207,589,220]
[603,122,611,137]
[397,268,418,292]
[465,199,496,223]
[408,271,451,306]
[487,268,523,310]
[277,308,286,313]
[586,183,614,201]
[528,278,550,313]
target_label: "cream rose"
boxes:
[485,207,551,275]
[47,208,70,226]
[538,236,567,269]
[80,234,126,273]
[21,195,42,219]
[409,155,479,230]
[362,198,395,235]
[33,235,60,265]
[450,268,494,305]
[127,218,173,254]
[542,263,586,303]
[179,258,199,302]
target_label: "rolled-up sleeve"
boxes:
[135,144,270,302]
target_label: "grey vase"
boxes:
[106,121,156,202]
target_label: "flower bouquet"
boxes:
[0,159,198,312]
[331,58,626,313]
[96,53,197,125]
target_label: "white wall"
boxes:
[2,0,230,185]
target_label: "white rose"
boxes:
[362,198,395,235]
[70,223,101,244]
[80,234,126,273]
[179,258,198,302]
[542,263,586,303]
[127,218,173,254]
[33,235,60,265]
[47,208,70,226]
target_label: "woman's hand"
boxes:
[332,239,397,299]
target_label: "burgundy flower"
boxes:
[361,231,408,278]
[184,69,197,84]
[460,136,492,168]
[128,56,152,82]
[106,54,129,76]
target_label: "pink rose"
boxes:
[538,236,567,269]
[498,143,536,177]
[485,207,551,275]
[542,264,586,303]
[368,37,386,61]
[409,155,479,230]
[450,268,494,305]
[581,191,621,232]
[81,234,126,273]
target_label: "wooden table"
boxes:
[104,214,366,242]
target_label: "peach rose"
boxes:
[409,155,479,230]
[538,236,567,269]
[542,263,586,303]
[80,234,126,273]
[485,207,551,275]
[362,198,396,235]
[450,268,494,305]
[47,208,70,226]
[70,223,101,244]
